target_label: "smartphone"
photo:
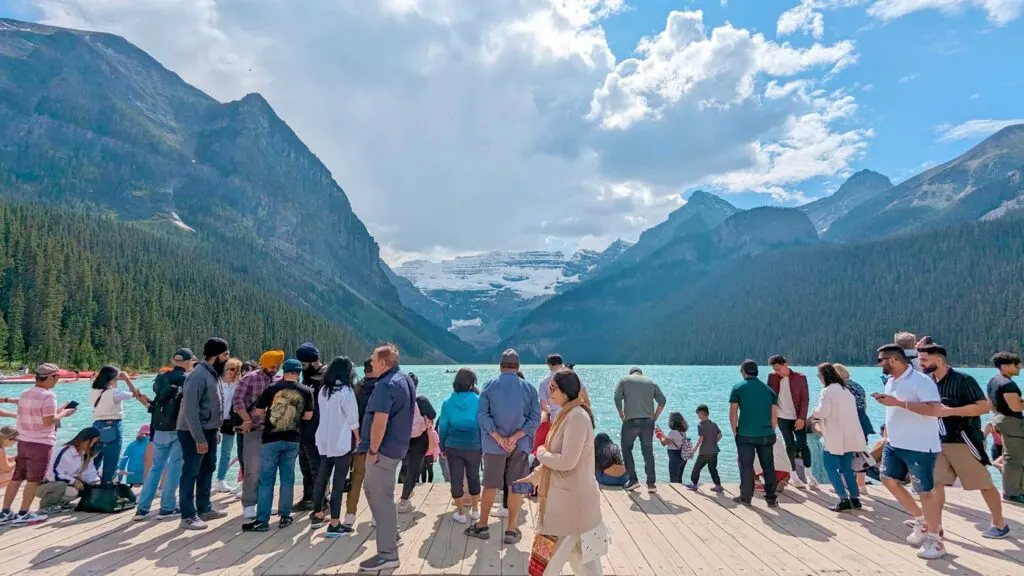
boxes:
[510,481,534,495]
[65,400,79,410]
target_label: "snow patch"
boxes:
[449,318,483,331]
[169,212,195,232]
[396,250,594,298]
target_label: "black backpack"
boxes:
[150,370,186,430]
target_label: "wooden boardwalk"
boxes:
[0,481,1022,575]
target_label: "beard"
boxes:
[880,365,891,376]
[213,359,227,377]
[303,366,318,379]
[921,364,937,374]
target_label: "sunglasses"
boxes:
[227,367,240,372]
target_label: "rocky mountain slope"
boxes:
[0,18,471,361]
[799,169,893,233]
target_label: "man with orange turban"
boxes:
[233,349,284,520]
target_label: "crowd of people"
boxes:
[0,330,1022,573]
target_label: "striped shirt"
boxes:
[16,385,58,445]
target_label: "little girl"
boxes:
[0,426,18,490]
[657,412,693,483]
[421,426,440,483]
[39,428,102,511]
[984,422,1004,472]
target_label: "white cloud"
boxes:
[776,1,864,40]
[33,1,868,261]
[867,0,1024,25]
[935,118,1024,141]
[898,72,920,83]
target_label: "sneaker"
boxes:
[324,523,353,538]
[469,508,481,521]
[917,534,946,560]
[157,508,180,520]
[310,515,326,530]
[807,477,820,491]
[0,511,14,525]
[343,513,356,528]
[199,509,228,521]
[491,507,508,518]
[851,498,863,510]
[684,482,699,491]
[503,529,522,544]
[790,477,806,490]
[134,510,153,521]
[243,506,257,520]
[647,485,658,494]
[11,511,47,525]
[242,520,269,532]
[464,524,490,540]
[982,525,1010,539]
[397,499,415,514]
[906,520,928,547]
[710,485,725,493]
[40,504,69,515]
[624,481,641,492]
[292,500,314,512]
[180,516,207,530]
[358,555,400,572]
[213,480,233,493]
[1003,494,1024,505]
[829,499,852,512]
[370,516,376,528]
[732,496,752,506]
[231,484,244,497]
[452,511,468,524]
[279,515,294,528]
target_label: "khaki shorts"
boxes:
[934,443,995,490]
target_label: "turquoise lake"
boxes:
[1,364,1004,484]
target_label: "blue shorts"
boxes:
[882,444,937,493]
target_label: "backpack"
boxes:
[150,370,185,430]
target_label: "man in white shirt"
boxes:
[873,344,946,560]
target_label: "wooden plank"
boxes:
[336,482,435,574]
[623,488,701,576]
[463,492,504,576]
[396,483,452,575]
[417,483,463,575]
[0,509,107,551]
[632,487,732,575]
[597,488,655,576]
[612,489,696,576]
[305,488,377,575]
[501,495,534,576]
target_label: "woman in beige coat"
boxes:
[521,370,605,576]
[811,363,868,513]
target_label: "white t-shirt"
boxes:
[884,368,941,453]
[90,388,135,421]
[777,376,797,420]
[315,386,360,457]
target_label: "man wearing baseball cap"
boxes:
[0,363,76,525]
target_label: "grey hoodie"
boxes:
[176,362,223,442]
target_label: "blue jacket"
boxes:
[438,391,481,451]
[478,372,540,455]
[118,437,149,485]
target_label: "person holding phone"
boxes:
[89,366,143,484]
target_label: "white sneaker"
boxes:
[647,485,658,494]
[807,477,820,491]
[907,520,929,547]
[469,509,480,521]
[214,480,233,493]
[917,534,946,559]
[492,507,508,518]
[397,499,415,514]
[452,511,468,524]
[243,506,256,520]
[790,477,807,490]
[11,511,47,525]
[180,516,207,530]
[343,513,356,527]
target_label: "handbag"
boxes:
[579,522,611,564]
[852,451,877,473]
[76,483,137,513]
[528,534,559,576]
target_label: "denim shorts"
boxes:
[881,443,937,492]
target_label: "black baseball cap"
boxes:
[174,348,195,361]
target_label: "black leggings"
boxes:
[421,456,435,483]
[312,453,352,520]
[401,433,430,500]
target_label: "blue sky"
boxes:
[2,0,1022,254]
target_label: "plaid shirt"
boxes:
[233,370,274,431]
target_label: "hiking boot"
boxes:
[358,555,399,572]
[242,520,269,532]
[180,516,207,530]
[464,524,490,540]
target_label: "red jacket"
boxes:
[767,370,809,421]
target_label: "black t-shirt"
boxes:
[300,365,328,445]
[988,375,1023,418]
[936,369,985,444]
[255,379,314,444]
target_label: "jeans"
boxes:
[737,434,777,503]
[364,454,401,561]
[137,430,183,513]
[92,419,123,484]
[313,453,353,520]
[299,442,321,503]
[401,433,430,500]
[621,418,656,486]
[822,451,859,500]
[690,453,721,486]
[178,429,218,520]
[257,440,300,523]
[667,450,688,483]
[779,418,811,473]
[596,470,630,487]
[216,428,235,482]
[446,447,482,499]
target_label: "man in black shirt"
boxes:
[918,345,1008,538]
[295,342,327,512]
[988,352,1023,503]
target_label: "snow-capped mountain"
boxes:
[394,242,631,348]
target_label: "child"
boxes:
[984,422,1004,472]
[753,430,793,493]
[806,424,830,486]
[118,424,151,486]
[684,404,723,492]
[39,428,101,512]
[422,426,440,483]
[0,426,18,490]
[657,412,693,483]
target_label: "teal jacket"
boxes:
[438,391,481,451]
[118,437,149,484]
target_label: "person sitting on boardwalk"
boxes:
[243,359,314,532]
[38,427,101,511]
[520,369,606,576]
[810,363,867,512]
[987,352,1023,504]
[730,359,779,507]
[614,367,666,493]
[594,433,629,487]
[0,363,77,525]
[234,349,284,521]
[310,356,360,538]
[117,424,151,487]
[437,368,483,524]
[918,345,1009,539]
[685,404,724,492]
[873,344,945,559]
[753,430,792,493]
[467,349,540,544]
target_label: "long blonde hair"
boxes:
[833,363,851,381]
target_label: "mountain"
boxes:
[395,243,631,348]
[501,207,820,361]
[0,18,470,362]
[800,170,893,233]
[825,124,1024,242]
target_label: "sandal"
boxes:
[503,529,522,544]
